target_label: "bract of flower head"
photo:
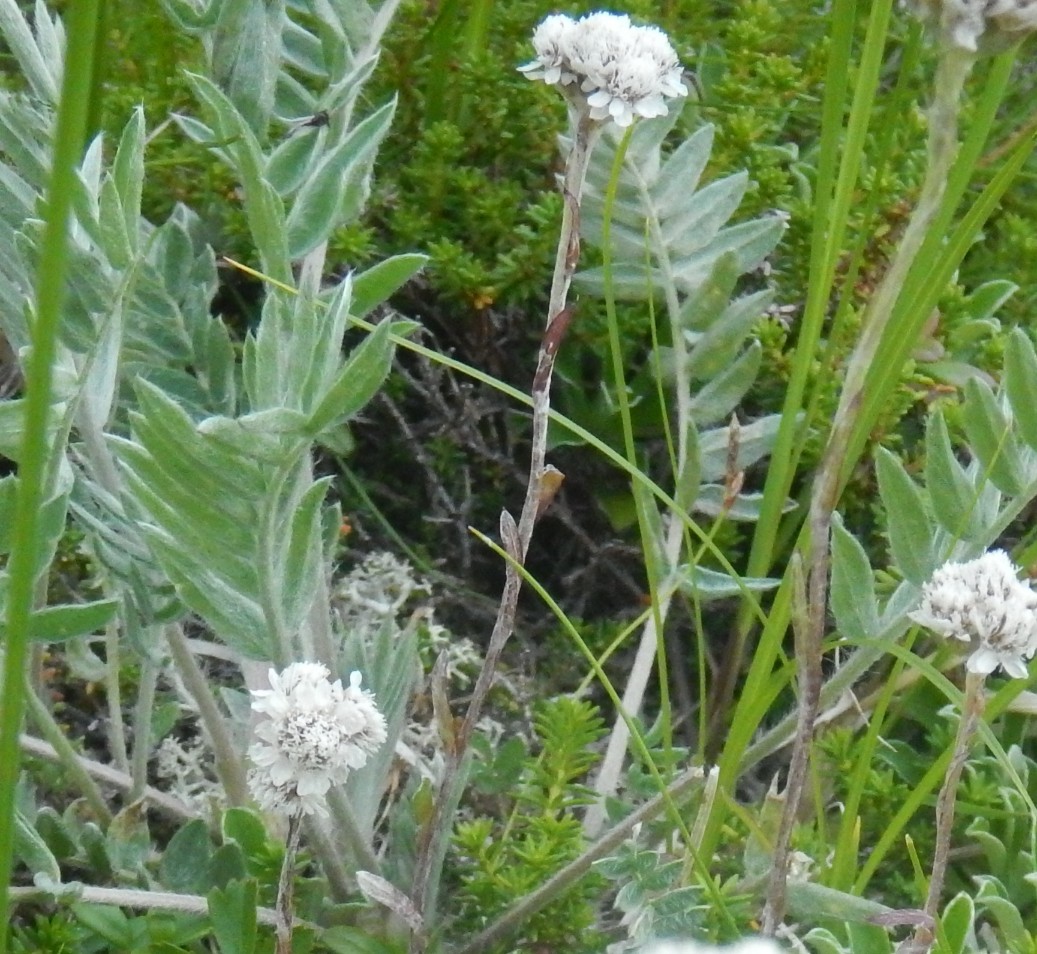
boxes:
[909,549,1037,679]
[519,11,688,127]
[247,662,388,817]
[903,0,1037,53]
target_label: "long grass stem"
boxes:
[761,44,975,933]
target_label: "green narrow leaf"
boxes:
[874,446,935,585]
[830,512,879,641]
[938,892,974,954]
[307,319,394,436]
[1004,328,1037,452]
[689,340,763,426]
[962,377,1026,495]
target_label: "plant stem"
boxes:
[165,622,250,806]
[275,811,304,954]
[19,734,194,823]
[409,109,602,927]
[22,681,112,824]
[901,670,985,954]
[761,44,975,934]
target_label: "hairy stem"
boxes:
[165,622,249,806]
[410,109,602,926]
[275,812,304,954]
[761,45,975,933]
[901,671,985,953]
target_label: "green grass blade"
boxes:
[0,0,104,945]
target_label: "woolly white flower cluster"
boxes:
[519,12,687,127]
[903,0,1037,53]
[910,549,1037,679]
[247,662,387,817]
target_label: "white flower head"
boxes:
[910,550,1037,679]
[247,662,388,817]
[519,11,688,127]
[903,0,1037,53]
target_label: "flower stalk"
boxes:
[409,10,688,928]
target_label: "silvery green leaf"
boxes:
[687,289,771,381]
[348,253,427,317]
[285,97,396,259]
[318,53,378,116]
[964,279,1016,322]
[158,0,222,31]
[698,414,783,482]
[211,0,286,133]
[264,124,326,196]
[282,16,326,77]
[693,484,795,522]
[280,477,329,631]
[672,217,785,293]
[0,0,57,103]
[1004,328,1037,452]
[15,808,61,881]
[676,564,779,600]
[571,262,664,301]
[874,446,935,585]
[661,171,748,254]
[307,318,394,436]
[274,70,319,121]
[962,376,1025,495]
[186,73,290,279]
[98,177,133,269]
[925,410,983,540]
[676,251,738,333]
[650,124,714,213]
[830,512,879,642]
[111,107,145,240]
[939,892,975,954]
[689,340,762,425]
[14,599,120,643]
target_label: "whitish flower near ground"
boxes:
[636,940,783,954]
[247,662,387,817]
[910,550,1037,679]
[519,11,687,127]
[903,0,1037,53]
